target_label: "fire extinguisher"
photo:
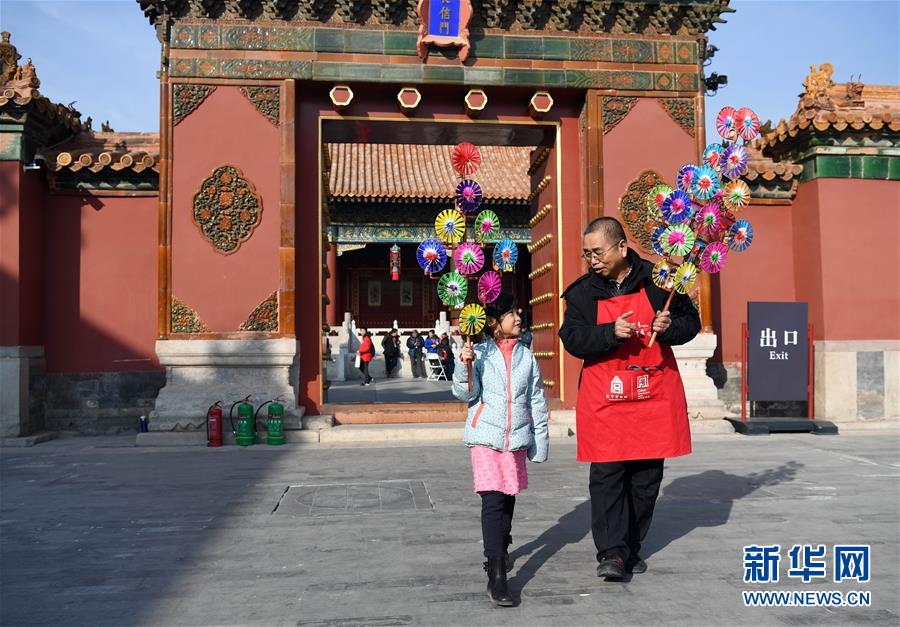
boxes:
[256,399,285,446]
[206,401,223,448]
[389,243,401,281]
[229,395,255,447]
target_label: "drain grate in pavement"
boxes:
[272,480,434,516]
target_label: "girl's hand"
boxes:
[460,340,475,363]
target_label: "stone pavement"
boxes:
[1,433,898,627]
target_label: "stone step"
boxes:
[551,409,734,435]
[1,431,60,448]
[323,402,467,425]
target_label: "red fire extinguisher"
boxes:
[206,401,223,447]
[390,243,401,281]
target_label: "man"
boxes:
[406,330,426,379]
[559,217,698,580]
[381,329,401,378]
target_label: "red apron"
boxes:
[575,286,692,463]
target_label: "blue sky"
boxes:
[1,0,898,134]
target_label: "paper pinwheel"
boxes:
[721,144,748,179]
[736,107,760,141]
[652,259,675,290]
[700,241,729,273]
[661,190,694,224]
[455,179,483,214]
[716,106,737,139]
[661,223,696,257]
[691,165,721,201]
[651,226,667,256]
[416,238,448,274]
[458,303,487,336]
[703,143,725,171]
[696,202,721,237]
[437,270,468,308]
[453,242,485,275]
[451,142,481,177]
[646,184,673,216]
[474,210,500,243]
[435,208,466,245]
[676,164,697,193]
[674,261,698,294]
[492,238,518,272]
[722,179,750,212]
[728,220,754,252]
[477,271,502,304]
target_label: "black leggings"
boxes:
[480,491,516,558]
[359,361,371,383]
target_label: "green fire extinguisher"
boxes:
[256,399,285,446]
[230,395,255,446]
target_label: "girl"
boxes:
[453,293,549,607]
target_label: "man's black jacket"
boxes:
[559,248,701,361]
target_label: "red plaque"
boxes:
[416,0,473,62]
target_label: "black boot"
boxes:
[503,534,513,572]
[484,558,514,607]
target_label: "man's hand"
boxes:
[652,309,672,334]
[460,340,475,363]
[614,311,636,340]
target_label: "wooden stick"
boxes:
[647,288,677,347]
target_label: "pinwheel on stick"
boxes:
[458,303,486,391]
[634,105,760,347]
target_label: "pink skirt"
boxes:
[470,446,528,495]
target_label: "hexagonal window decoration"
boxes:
[464,89,488,118]
[529,91,554,119]
[397,87,422,113]
[329,85,354,110]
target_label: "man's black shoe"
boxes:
[596,556,626,580]
[626,556,647,574]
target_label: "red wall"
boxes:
[0,163,44,347]
[0,160,23,345]
[602,99,697,220]
[716,202,797,362]
[172,86,281,332]
[42,194,160,372]
[803,178,900,341]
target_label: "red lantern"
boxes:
[389,243,401,281]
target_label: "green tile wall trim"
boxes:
[384,31,418,55]
[0,132,24,161]
[168,24,698,66]
[168,56,698,92]
[800,155,900,182]
[463,66,504,85]
[504,36,544,59]
[314,28,344,53]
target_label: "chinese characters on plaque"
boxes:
[416,0,473,62]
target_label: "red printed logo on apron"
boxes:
[605,370,653,402]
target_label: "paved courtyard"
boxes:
[1,432,898,626]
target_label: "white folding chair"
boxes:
[426,353,447,381]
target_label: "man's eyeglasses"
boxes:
[581,240,624,261]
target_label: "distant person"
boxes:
[357,327,375,386]
[406,330,426,379]
[559,217,697,580]
[455,292,549,607]
[382,329,401,378]
[425,329,440,354]
[439,332,455,378]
